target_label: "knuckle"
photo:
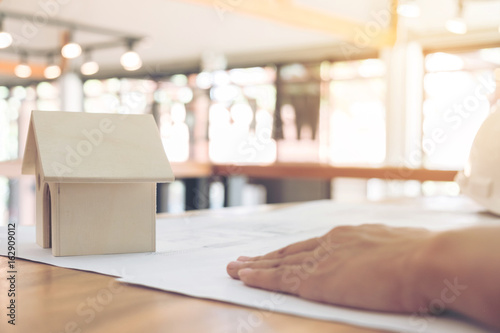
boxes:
[262,259,281,269]
[276,266,294,290]
[277,245,291,257]
[332,225,354,234]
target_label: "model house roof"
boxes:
[22,111,174,183]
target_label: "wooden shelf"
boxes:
[212,163,458,182]
[170,161,213,179]
[0,159,22,178]
[0,159,458,182]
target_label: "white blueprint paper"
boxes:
[1,198,499,333]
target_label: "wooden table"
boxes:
[0,205,388,333]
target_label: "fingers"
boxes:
[237,266,301,296]
[227,258,281,279]
[241,237,321,262]
[228,249,326,279]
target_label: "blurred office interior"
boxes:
[0,0,499,226]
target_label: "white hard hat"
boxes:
[456,107,500,215]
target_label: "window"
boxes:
[0,177,8,226]
[0,85,31,226]
[422,48,499,170]
[83,78,155,114]
[200,67,277,164]
[0,86,25,162]
[277,63,323,162]
[328,59,387,166]
[36,82,60,111]
[156,75,193,162]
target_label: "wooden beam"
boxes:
[60,30,70,74]
[0,61,45,79]
[179,0,397,48]
[386,0,398,46]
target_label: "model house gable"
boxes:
[22,111,174,183]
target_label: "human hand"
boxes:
[227,224,434,313]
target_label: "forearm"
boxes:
[415,227,500,329]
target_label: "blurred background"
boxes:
[0,0,499,226]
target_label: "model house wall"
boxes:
[22,111,174,256]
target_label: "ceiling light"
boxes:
[44,54,61,79]
[81,60,99,75]
[120,39,142,71]
[0,32,12,49]
[80,50,99,75]
[15,53,31,78]
[397,1,421,18]
[446,0,467,34]
[81,51,99,75]
[0,14,12,49]
[44,64,61,79]
[61,31,82,59]
[61,42,82,59]
[120,51,142,71]
[15,64,31,78]
[446,17,467,34]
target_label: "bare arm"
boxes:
[226,225,500,330]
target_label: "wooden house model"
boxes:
[21,111,174,256]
